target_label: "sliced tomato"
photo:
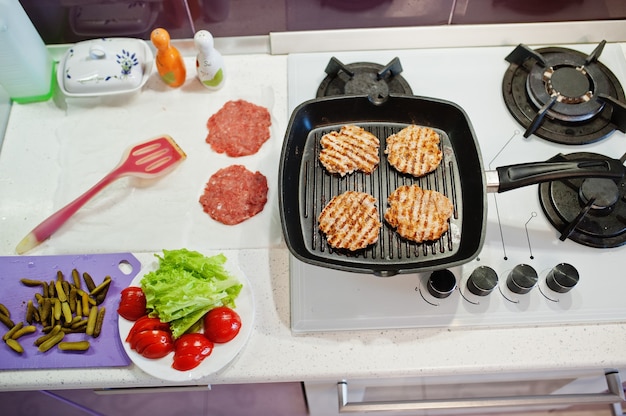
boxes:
[141,342,174,359]
[172,354,204,371]
[117,286,147,321]
[175,333,214,357]
[126,316,170,346]
[172,333,214,371]
[203,306,241,343]
[133,329,174,356]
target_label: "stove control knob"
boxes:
[506,264,538,294]
[427,269,457,299]
[546,263,579,293]
[467,266,498,296]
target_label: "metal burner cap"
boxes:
[546,66,592,104]
[344,72,390,96]
[580,178,620,209]
[526,58,607,122]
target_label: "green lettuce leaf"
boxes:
[141,249,243,339]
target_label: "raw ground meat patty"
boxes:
[199,165,269,225]
[206,99,272,157]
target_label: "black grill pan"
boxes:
[279,94,486,276]
[279,94,625,276]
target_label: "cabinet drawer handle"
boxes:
[338,371,624,413]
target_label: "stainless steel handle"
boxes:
[338,371,624,413]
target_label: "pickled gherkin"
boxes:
[2,268,114,356]
[58,341,90,352]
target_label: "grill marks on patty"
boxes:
[316,124,452,249]
[384,125,442,177]
[384,185,454,243]
[319,125,380,176]
[318,191,382,251]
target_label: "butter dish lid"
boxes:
[58,38,154,97]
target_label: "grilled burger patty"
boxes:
[319,125,380,176]
[384,185,454,243]
[318,191,382,251]
[384,125,442,177]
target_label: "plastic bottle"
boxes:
[0,0,54,103]
[150,28,186,88]
[194,30,225,90]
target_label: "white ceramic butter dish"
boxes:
[57,38,153,97]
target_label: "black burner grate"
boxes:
[317,57,413,98]
[502,41,626,145]
[539,152,626,248]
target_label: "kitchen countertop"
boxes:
[1,27,626,392]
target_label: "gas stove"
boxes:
[286,42,626,333]
[502,41,626,144]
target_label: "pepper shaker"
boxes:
[150,28,186,88]
[194,30,225,90]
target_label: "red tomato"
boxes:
[125,315,175,359]
[203,306,241,343]
[117,286,147,321]
[126,316,170,346]
[134,329,174,354]
[175,333,214,357]
[142,342,174,359]
[172,333,214,371]
[172,354,204,371]
[133,329,173,356]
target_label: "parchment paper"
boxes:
[48,57,284,253]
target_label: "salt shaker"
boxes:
[194,30,225,90]
[150,28,186,88]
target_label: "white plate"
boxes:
[118,258,254,381]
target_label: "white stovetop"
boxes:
[287,43,626,333]
[1,26,626,392]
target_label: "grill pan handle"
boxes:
[486,158,625,193]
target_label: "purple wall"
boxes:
[19,0,626,44]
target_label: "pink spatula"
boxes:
[16,135,187,254]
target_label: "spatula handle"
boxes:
[16,171,120,254]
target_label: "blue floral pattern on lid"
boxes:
[117,49,139,76]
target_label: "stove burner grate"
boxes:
[502,41,626,145]
[539,152,626,248]
[317,57,413,98]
